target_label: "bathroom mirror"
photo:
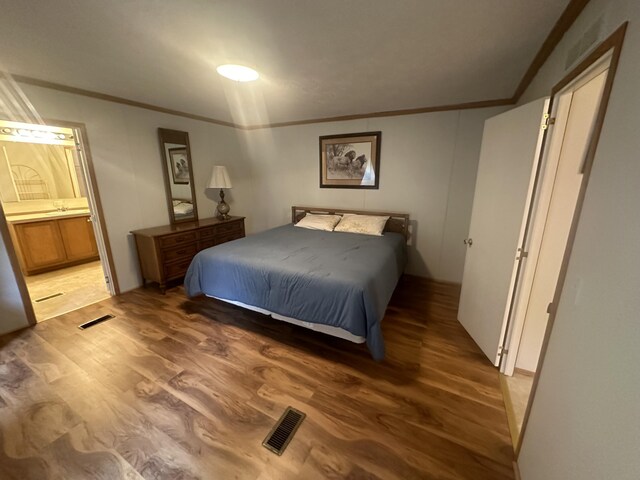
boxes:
[0,142,87,203]
[158,128,198,224]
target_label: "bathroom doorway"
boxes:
[0,120,117,323]
[500,50,614,448]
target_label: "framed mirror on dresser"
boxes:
[132,128,244,293]
[158,128,198,224]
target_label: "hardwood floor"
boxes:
[0,275,514,479]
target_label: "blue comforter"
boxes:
[184,224,406,360]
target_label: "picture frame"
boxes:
[319,131,381,189]
[168,147,190,185]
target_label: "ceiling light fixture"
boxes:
[216,64,259,82]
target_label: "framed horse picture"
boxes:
[319,131,381,189]
[168,147,190,185]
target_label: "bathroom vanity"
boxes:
[7,210,99,275]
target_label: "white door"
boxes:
[73,128,116,296]
[458,98,549,365]
[505,66,610,375]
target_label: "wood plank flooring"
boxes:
[0,275,514,479]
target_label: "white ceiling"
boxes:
[0,0,569,127]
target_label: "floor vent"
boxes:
[78,314,115,330]
[34,292,64,303]
[262,407,306,456]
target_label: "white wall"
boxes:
[0,203,31,335]
[0,82,253,293]
[517,1,640,479]
[0,76,501,334]
[244,107,506,282]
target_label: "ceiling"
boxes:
[0,0,569,127]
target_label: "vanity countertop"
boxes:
[6,209,91,224]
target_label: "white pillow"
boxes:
[334,214,389,236]
[295,213,342,231]
[173,202,193,215]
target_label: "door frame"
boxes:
[495,97,550,366]
[0,119,120,325]
[502,54,612,377]
[515,22,627,457]
[65,120,119,295]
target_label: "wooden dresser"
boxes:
[131,216,245,293]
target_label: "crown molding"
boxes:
[242,98,516,130]
[7,0,590,130]
[511,0,591,102]
[10,74,240,129]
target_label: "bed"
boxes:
[172,199,194,219]
[184,206,409,360]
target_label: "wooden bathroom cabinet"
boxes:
[10,214,99,275]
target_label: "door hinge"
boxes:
[541,114,556,130]
[516,247,529,260]
[105,276,111,285]
[498,345,509,357]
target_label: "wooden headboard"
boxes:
[291,205,410,240]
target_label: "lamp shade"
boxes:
[207,166,232,189]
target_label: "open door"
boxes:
[502,61,610,377]
[458,98,549,365]
[72,126,117,296]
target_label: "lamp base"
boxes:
[216,189,231,220]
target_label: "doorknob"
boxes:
[464,238,473,247]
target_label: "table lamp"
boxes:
[207,166,232,219]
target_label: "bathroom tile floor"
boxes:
[24,261,111,322]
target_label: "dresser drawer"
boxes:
[160,231,197,248]
[217,221,243,235]
[162,243,197,263]
[198,237,217,251]
[131,216,245,294]
[199,227,217,239]
[216,231,244,245]
[164,258,193,280]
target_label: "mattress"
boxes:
[184,223,406,360]
[210,295,366,343]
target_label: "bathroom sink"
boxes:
[44,210,90,217]
[6,210,91,223]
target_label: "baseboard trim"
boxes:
[515,367,536,377]
[402,273,462,287]
[513,460,522,480]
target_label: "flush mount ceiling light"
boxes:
[216,64,259,82]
